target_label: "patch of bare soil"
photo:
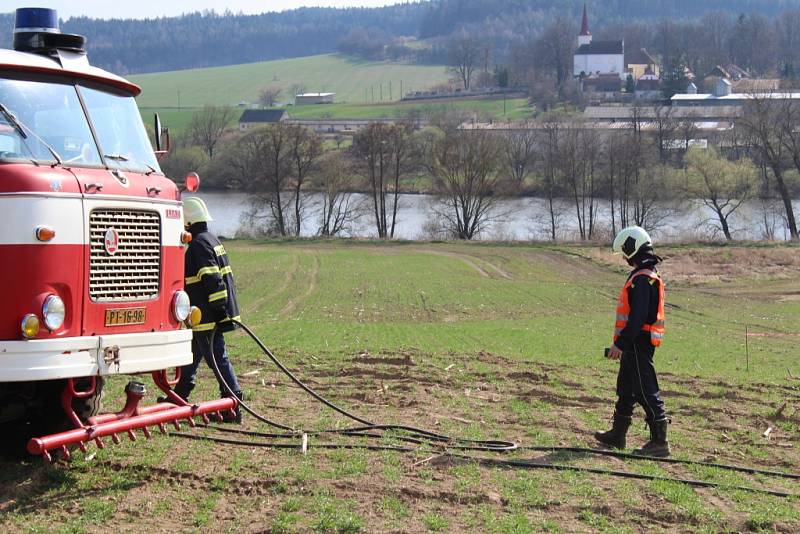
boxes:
[351,349,416,367]
[520,250,615,284]
[585,246,800,285]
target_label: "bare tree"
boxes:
[501,126,537,187]
[681,146,756,240]
[579,126,602,239]
[160,146,209,184]
[447,30,481,90]
[258,86,282,108]
[351,123,413,238]
[739,96,799,240]
[777,11,800,79]
[535,114,563,240]
[237,125,293,236]
[314,152,362,236]
[288,83,307,104]
[604,130,625,237]
[632,164,673,231]
[534,16,577,88]
[287,125,323,236]
[187,105,234,158]
[651,104,679,164]
[555,122,601,240]
[689,11,733,77]
[427,128,503,240]
[729,13,776,76]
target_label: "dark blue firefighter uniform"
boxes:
[175,222,242,399]
[613,263,666,421]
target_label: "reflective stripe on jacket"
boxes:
[613,268,665,347]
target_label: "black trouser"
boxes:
[175,331,242,399]
[614,339,666,421]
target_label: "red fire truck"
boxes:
[0,8,235,461]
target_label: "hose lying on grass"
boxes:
[180,320,799,498]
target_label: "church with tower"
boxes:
[572,4,625,80]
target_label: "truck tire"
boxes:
[0,377,105,459]
[71,377,105,423]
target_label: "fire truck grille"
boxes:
[89,209,161,302]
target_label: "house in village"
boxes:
[671,77,800,106]
[703,64,780,94]
[581,73,623,97]
[634,67,662,100]
[238,109,288,131]
[627,48,659,79]
[295,92,336,105]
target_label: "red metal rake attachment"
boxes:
[27,370,238,463]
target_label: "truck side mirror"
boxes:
[154,113,170,158]
[154,113,162,151]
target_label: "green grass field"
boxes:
[130,54,452,108]
[283,96,532,120]
[143,97,532,138]
[131,53,534,133]
[2,241,798,533]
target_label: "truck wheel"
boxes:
[0,378,105,459]
[72,377,105,423]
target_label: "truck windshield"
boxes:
[79,85,161,174]
[0,77,100,165]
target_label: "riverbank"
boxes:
[198,191,799,242]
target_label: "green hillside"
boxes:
[130,54,451,108]
[141,97,533,138]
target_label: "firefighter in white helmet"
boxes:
[174,197,243,422]
[595,226,669,456]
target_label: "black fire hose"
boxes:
[208,320,517,452]
[194,321,799,498]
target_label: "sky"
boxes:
[7,1,399,20]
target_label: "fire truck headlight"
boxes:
[186,306,202,328]
[173,291,191,322]
[42,295,65,331]
[21,314,40,339]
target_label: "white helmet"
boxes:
[612,226,651,260]
[183,197,213,226]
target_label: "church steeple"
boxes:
[580,4,590,36]
[578,3,592,46]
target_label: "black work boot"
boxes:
[634,418,671,457]
[594,413,632,449]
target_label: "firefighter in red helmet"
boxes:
[595,226,670,457]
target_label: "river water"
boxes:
[200,191,795,242]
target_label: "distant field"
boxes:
[142,97,533,138]
[130,54,452,108]
[285,96,532,120]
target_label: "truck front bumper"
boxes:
[0,329,194,382]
